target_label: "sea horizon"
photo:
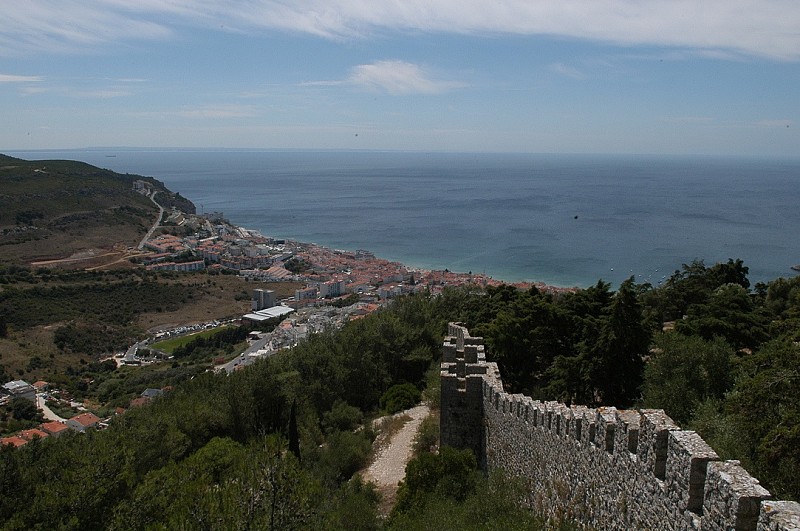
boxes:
[6,148,800,288]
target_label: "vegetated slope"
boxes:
[0,265,301,380]
[0,154,193,264]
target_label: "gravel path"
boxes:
[363,404,430,514]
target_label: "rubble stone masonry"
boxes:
[440,323,800,530]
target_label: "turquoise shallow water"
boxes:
[9,149,800,288]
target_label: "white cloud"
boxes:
[173,104,258,119]
[20,87,48,96]
[550,63,584,79]
[2,1,800,60]
[71,90,132,99]
[0,74,42,83]
[663,116,716,124]
[756,119,792,128]
[0,1,171,56]
[348,60,463,94]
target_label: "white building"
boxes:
[2,380,35,401]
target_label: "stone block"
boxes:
[703,461,771,531]
[615,409,641,455]
[639,409,679,479]
[757,500,800,531]
[596,407,617,452]
[667,430,719,514]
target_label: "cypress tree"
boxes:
[288,399,300,462]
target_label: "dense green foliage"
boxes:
[388,448,565,530]
[284,256,312,274]
[438,278,649,407]
[380,383,422,414]
[2,256,799,529]
[0,154,193,238]
[430,260,800,499]
[0,294,444,529]
[641,334,734,425]
[171,322,268,361]
[0,278,198,331]
[638,262,800,500]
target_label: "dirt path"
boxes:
[362,404,430,515]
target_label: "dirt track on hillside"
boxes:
[362,404,430,516]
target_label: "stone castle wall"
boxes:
[440,323,800,530]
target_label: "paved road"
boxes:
[124,342,140,363]
[138,191,164,250]
[36,394,66,422]
[218,337,272,374]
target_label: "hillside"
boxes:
[0,154,194,265]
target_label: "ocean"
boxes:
[7,149,800,288]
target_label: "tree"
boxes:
[288,399,300,462]
[11,397,40,422]
[588,277,649,406]
[641,334,734,425]
[380,383,421,414]
[676,283,768,350]
[484,287,570,395]
[723,339,800,500]
[392,446,479,516]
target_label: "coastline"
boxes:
[8,149,800,288]
[240,228,578,295]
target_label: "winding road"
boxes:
[36,394,66,422]
[138,191,164,250]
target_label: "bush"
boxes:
[315,430,373,486]
[322,400,363,434]
[380,383,421,414]
[412,414,439,455]
[11,398,41,422]
[392,446,478,515]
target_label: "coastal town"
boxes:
[1,184,567,448]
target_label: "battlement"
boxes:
[440,323,800,530]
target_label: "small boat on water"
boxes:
[791,264,800,272]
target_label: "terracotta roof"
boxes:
[69,412,101,427]
[41,421,69,435]
[32,381,49,390]
[1,436,27,448]
[19,428,49,441]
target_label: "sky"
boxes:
[1,1,799,156]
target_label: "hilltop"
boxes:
[0,154,194,266]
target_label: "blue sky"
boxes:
[1,1,799,155]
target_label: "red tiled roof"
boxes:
[70,412,101,427]
[19,428,49,441]
[1,436,27,448]
[41,421,69,435]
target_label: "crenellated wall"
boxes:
[440,323,800,531]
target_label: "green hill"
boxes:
[0,154,194,264]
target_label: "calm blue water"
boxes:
[7,149,800,288]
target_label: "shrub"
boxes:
[412,414,439,455]
[380,383,421,414]
[322,400,364,434]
